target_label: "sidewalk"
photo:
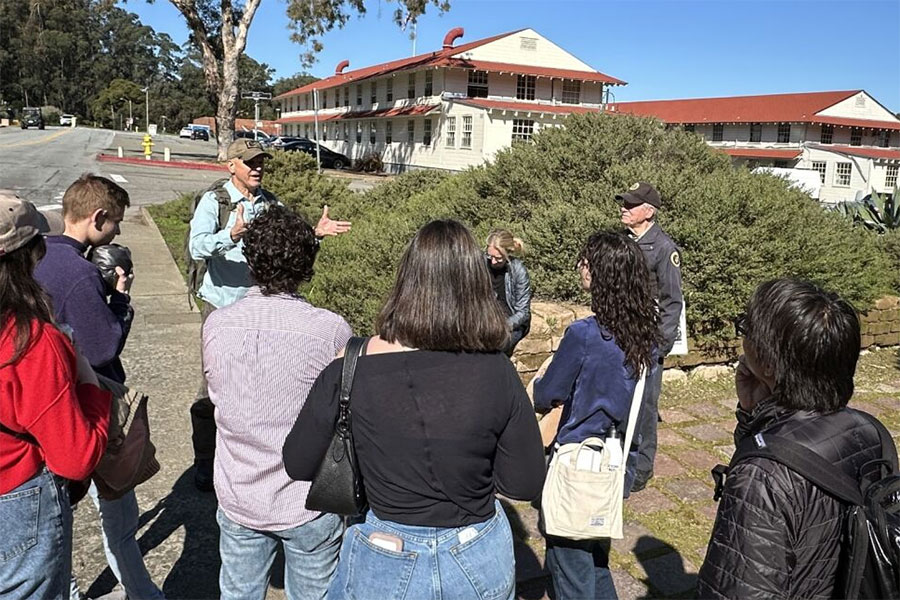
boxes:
[69,207,900,599]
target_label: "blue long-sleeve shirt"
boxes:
[188,179,277,309]
[34,235,133,383]
[533,316,643,445]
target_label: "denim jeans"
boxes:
[634,358,664,479]
[326,500,515,600]
[217,509,342,600]
[0,468,72,600]
[80,483,164,599]
[546,536,617,600]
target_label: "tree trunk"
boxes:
[216,49,239,160]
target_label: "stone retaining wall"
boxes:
[513,296,900,380]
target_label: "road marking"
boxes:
[0,128,74,149]
[109,174,128,184]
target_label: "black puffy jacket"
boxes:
[697,402,884,599]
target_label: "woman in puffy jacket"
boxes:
[697,278,894,599]
[485,229,532,355]
[0,194,111,600]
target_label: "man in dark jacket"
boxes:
[697,279,891,599]
[617,182,683,490]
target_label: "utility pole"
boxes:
[142,86,149,132]
[313,89,322,173]
[240,91,271,141]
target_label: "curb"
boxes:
[97,153,227,172]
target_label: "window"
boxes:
[408,74,416,99]
[750,123,762,143]
[343,123,349,141]
[516,75,536,101]
[878,130,891,148]
[774,160,789,169]
[850,127,863,146]
[423,119,432,146]
[370,83,377,105]
[322,124,327,141]
[322,91,328,109]
[343,87,349,107]
[886,165,899,189]
[512,119,535,143]
[834,162,851,187]
[520,37,537,51]
[424,71,433,96]
[561,80,581,104]
[683,124,695,133]
[407,119,415,143]
[820,124,833,144]
[386,79,393,102]
[712,123,724,142]
[467,71,488,98]
[385,121,392,144]
[462,116,473,149]
[356,84,362,106]
[370,121,376,144]
[445,116,456,147]
[812,161,827,184]
[777,123,791,143]
[356,122,362,143]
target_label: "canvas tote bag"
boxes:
[541,368,646,540]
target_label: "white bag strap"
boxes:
[621,367,648,457]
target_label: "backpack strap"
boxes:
[715,431,864,506]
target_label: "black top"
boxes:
[489,264,512,317]
[283,350,546,527]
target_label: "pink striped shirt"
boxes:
[202,287,352,530]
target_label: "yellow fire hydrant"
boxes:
[142,134,154,160]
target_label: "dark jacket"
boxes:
[503,258,532,335]
[630,223,683,356]
[697,402,885,600]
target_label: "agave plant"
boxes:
[831,187,900,233]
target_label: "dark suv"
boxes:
[21,107,44,130]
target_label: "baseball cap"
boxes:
[226,139,273,162]
[37,205,65,236]
[0,191,43,256]
[615,182,661,209]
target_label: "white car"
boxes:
[59,114,74,126]
[179,126,194,138]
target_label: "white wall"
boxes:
[456,29,595,71]
[816,91,900,123]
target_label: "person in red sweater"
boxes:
[0,191,110,600]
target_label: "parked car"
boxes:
[282,139,349,170]
[191,128,210,141]
[234,129,271,142]
[179,126,194,138]
[59,114,74,126]
[268,136,304,148]
[20,107,44,130]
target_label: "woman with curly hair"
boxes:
[534,230,659,600]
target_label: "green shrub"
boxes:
[307,113,896,348]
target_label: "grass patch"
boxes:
[147,193,193,280]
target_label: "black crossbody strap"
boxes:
[0,420,38,445]
[730,433,864,506]
[337,337,367,436]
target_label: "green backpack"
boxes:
[183,178,233,305]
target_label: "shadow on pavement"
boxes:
[500,498,550,599]
[636,538,698,599]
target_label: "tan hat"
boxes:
[0,191,42,256]
[37,205,65,236]
[226,139,273,162]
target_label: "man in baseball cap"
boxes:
[0,191,43,255]
[615,182,683,492]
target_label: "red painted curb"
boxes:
[97,153,227,172]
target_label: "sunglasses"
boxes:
[733,314,748,338]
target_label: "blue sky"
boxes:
[128,0,900,111]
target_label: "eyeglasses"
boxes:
[734,314,748,338]
[484,251,506,264]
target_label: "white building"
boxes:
[275,27,624,173]
[612,90,900,203]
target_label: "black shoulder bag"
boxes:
[305,336,368,516]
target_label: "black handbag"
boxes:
[305,336,368,516]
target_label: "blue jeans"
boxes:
[0,468,72,600]
[546,536,617,600]
[80,483,164,599]
[326,500,515,600]
[217,509,342,600]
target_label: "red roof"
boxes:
[276,29,623,99]
[453,98,602,115]
[808,144,900,161]
[277,104,438,125]
[721,148,802,159]
[611,90,900,132]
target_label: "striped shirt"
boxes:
[203,287,352,530]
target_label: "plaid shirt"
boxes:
[203,287,352,530]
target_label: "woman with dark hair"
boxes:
[284,219,546,600]
[534,230,659,600]
[698,278,896,599]
[0,193,111,599]
[485,229,532,355]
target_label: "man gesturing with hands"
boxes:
[188,139,351,492]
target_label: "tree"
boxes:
[167,0,450,160]
[273,73,318,97]
[91,78,144,129]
